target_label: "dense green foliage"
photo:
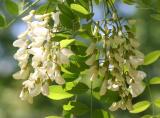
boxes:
[0,0,160,118]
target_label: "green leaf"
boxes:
[5,0,19,15]
[62,73,79,82]
[130,101,151,113]
[69,55,88,62]
[60,39,75,48]
[149,77,160,85]
[144,50,160,65]
[141,115,153,118]
[63,55,89,74]
[94,0,100,4]
[123,0,135,5]
[52,33,70,41]
[45,116,62,118]
[150,14,160,21]
[61,66,74,75]
[63,101,75,111]
[65,82,75,91]
[70,4,89,17]
[66,0,74,5]
[102,110,110,118]
[70,102,89,116]
[58,4,74,18]
[0,14,6,27]
[36,3,56,14]
[92,109,103,118]
[59,14,73,29]
[78,0,89,10]
[154,98,160,108]
[67,82,89,94]
[47,85,73,100]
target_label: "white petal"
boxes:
[28,47,43,56]
[55,70,65,84]
[32,27,49,37]
[22,14,33,21]
[109,102,119,111]
[61,48,74,57]
[41,82,49,96]
[129,81,145,97]
[13,68,29,80]
[29,83,42,97]
[35,13,50,20]
[23,80,34,88]
[19,89,33,103]
[52,12,60,27]
[14,48,29,61]
[59,52,69,64]
[13,38,27,48]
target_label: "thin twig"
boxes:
[148,84,155,115]
[5,0,41,29]
[90,80,93,118]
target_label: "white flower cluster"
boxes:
[85,25,101,82]
[107,35,146,111]
[85,26,146,111]
[13,10,73,103]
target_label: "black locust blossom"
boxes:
[13,10,73,103]
[85,24,146,111]
[103,33,146,111]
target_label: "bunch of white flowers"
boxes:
[13,10,73,103]
[85,24,146,111]
[107,34,146,111]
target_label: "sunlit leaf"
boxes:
[65,82,75,91]
[47,85,73,100]
[149,77,160,85]
[63,101,75,111]
[102,110,110,118]
[0,14,6,27]
[130,101,151,113]
[60,39,75,48]
[70,4,89,17]
[5,0,19,15]
[123,0,135,5]
[144,50,160,65]
[154,98,160,108]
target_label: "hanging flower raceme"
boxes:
[13,10,73,103]
[85,25,99,81]
[101,30,146,111]
[84,22,146,111]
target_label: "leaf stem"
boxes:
[5,0,41,29]
[90,80,93,118]
[147,84,155,115]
